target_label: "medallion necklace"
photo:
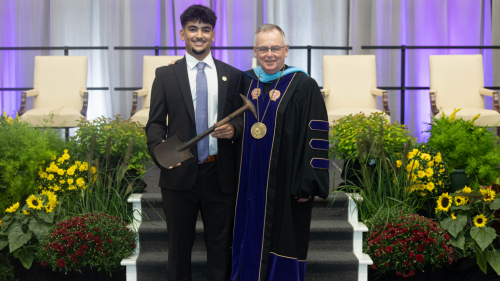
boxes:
[251,66,286,139]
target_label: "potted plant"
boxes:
[0,110,64,217]
[36,213,136,278]
[426,109,500,190]
[366,211,455,279]
[0,190,60,270]
[401,143,450,218]
[329,112,412,188]
[435,185,500,275]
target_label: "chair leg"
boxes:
[497,127,500,137]
[65,128,70,141]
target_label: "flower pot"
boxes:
[449,169,468,193]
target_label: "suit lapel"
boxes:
[173,57,195,124]
[215,59,230,122]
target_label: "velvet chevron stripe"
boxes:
[310,158,329,170]
[309,139,329,151]
[308,120,329,132]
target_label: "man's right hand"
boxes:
[162,140,182,169]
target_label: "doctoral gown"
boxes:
[232,66,330,281]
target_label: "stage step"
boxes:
[122,165,372,281]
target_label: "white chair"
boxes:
[19,56,88,128]
[322,55,390,124]
[429,54,500,132]
[129,56,183,126]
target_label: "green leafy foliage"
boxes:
[0,191,60,269]
[329,112,412,160]
[36,213,137,275]
[426,109,500,188]
[69,115,149,176]
[0,112,64,217]
[0,253,16,281]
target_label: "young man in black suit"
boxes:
[146,5,243,281]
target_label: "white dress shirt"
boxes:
[185,52,218,156]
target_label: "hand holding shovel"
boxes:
[154,94,257,169]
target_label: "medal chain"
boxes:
[255,66,286,123]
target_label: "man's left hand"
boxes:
[211,123,234,139]
[296,196,312,203]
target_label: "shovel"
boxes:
[154,94,257,168]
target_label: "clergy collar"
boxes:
[185,51,215,70]
[246,65,308,83]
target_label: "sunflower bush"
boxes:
[403,143,450,199]
[36,213,137,275]
[0,191,60,269]
[366,212,456,279]
[436,185,500,275]
[426,109,500,188]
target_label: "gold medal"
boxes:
[251,122,267,139]
[251,88,261,99]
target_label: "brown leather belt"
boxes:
[199,154,218,164]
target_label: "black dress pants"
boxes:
[161,161,236,281]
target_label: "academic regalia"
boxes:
[232,66,330,281]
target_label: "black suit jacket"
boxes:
[146,57,243,194]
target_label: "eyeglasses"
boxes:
[255,45,286,54]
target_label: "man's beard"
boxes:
[192,48,206,55]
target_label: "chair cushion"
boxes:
[129,108,150,127]
[20,107,84,127]
[438,108,500,127]
[328,107,389,124]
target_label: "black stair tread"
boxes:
[306,250,358,263]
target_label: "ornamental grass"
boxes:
[436,185,500,274]
[366,212,456,279]
[36,213,137,275]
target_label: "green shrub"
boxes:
[426,109,500,188]
[0,112,64,217]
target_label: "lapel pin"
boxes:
[222,76,227,81]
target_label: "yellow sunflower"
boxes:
[462,186,472,193]
[23,210,30,215]
[473,214,487,228]
[437,193,452,212]
[5,202,19,213]
[480,189,496,202]
[0,220,2,227]
[45,203,55,213]
[455,196,468,206]
[425,168,434,177]
[26,195,43,210]
[451,213,457,220]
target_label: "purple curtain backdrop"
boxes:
[0,0,496,141]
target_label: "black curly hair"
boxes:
[180,5,217,29]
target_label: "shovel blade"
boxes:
[154,131,193,168]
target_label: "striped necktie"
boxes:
[196,62,209,163]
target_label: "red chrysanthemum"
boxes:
[40,260,47,267]
[416,254,424,263]
[76,249,84,256]
[385,246,393,254]
[57,259,66,268]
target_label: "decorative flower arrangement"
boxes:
[329,112,412,160]
[70,115,150,176]
[426,109,500,188]
[36,213,137,274]
[366,213,456,279]
[0,110,63,217]
[404,144,449,197]
[436,185,500,274]
[37,150,96,196]
[0,191,59,269]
